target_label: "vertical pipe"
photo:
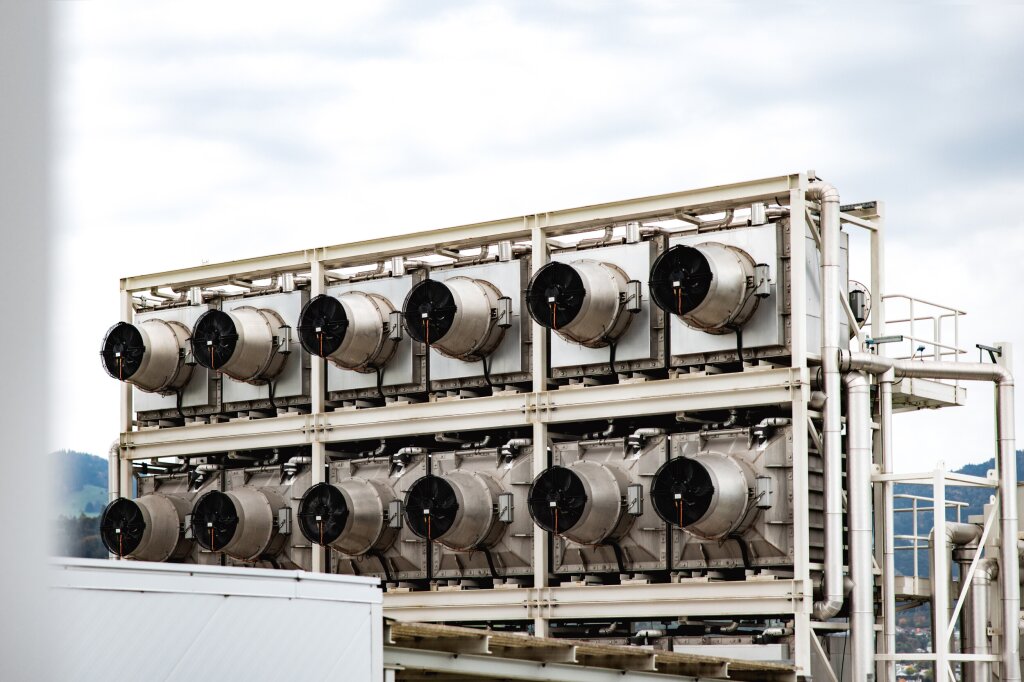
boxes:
[845,371,875,681]
[879,368,897,682]
[933,469,950,681]
[530,218,551,638]
[809,181,845,621]
[310,254,327,573]
[961,554,997,682]
[995,377,1020,680]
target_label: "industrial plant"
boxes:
[95,172,1018,681]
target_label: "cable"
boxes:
[175,389,186,420]
[370,550,394,584]
[267,379,279,410]
[608,541,627,575]
[482,547,501,580]
[607,340,619,383]
[727,323,744,367]
[375,365,386,400]
[481,354,494,391]
[731,535,751,569]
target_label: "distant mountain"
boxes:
[52,450,108,518]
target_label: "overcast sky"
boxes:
[53,1,1024,472]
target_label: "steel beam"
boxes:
[120,368,805,460]
[383,579,809,622]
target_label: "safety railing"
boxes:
[881,294,966,363]
[892,492,969,581]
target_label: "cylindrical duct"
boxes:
[191,307,287,384]
[527,462,632,545]
[297,479,397,556]
[650,454,755,539]
[649,243,759,333]
[402,277,506,360]
[526,260,633,348]
[100,319,193,393]
[297,292,398,372]
[404,473,504,550]
[190,488,287,561]
[99,494,191,562]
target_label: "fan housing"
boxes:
[649,243,759,333]
[651,453,756,539]
[526,260,633,348]
[298,479,398,556]
[402,276,506,361]
[528,461,633,546]
[298,292,398,372]
[100,319,193,394]
[192,307,288,384]
[191,488,288,561]
[100,494,191,562]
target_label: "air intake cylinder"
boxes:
[404,473,505,550]
[298,292,398,372]
[100,494,192,562]
[527,462,633,545]
[402,277,507,360]
[100,319,193,393]
[526,260,633,348]
[649,243,759,333]
[297,480,398,556]
[191,307,288,384]
[651,453,756,539]
[190,488,288,561]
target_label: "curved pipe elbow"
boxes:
[813,598,843,620]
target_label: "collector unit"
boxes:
[321,449,430,583]
[407,441,534,582]
[190,488,290,563]
[535,235,667,381]
[528,431,668,577]
[402,256,530,394]
[99,494,192,562]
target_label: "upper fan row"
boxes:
[103,227,851,419]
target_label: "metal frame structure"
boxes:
[109,172,1018,681]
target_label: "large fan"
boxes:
[298,483,349,546]
[99,498,146,557]
[526,262,586,330]
[404,475,459,541]
[649,245,714,316]
[191,491,240,551]
[297,295,349,358]
[650,457,715,528]
[527,466,588,534]
[402,280,457,346]
[100,322,146,381]
[191,310,239,371]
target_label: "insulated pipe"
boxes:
[808,180,844,621]
[929,522,983,678]
[841,350,1019,680]
[878,366,897,682]
[961,555,998,682]
[844,371,874,682]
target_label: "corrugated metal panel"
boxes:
[52,559,382,681]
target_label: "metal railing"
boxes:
[881,294,966,363]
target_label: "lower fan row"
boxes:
[102,424,821,584]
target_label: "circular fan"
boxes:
[651,457,715,528]
[404,475,459,540]
[298,483,349,546]
[191,491,239,551]
[100,322,146,381]
[527,466,588,534]
[191,310,239,370]
[297,295,349,358]
[402,280,457,345]
[526,262,586,329]
[649,245,714,316]
[99,498,146,557]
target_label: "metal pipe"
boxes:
[575,225,615,249]
[962,555,998,682]
[844,371,874,681]
[459,434,492,450]
[808,180,844,621]
[841,350,1020,680]
[878,366,897,682]
[435,433,469,445]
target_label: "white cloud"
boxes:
[54,1,1024,472]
